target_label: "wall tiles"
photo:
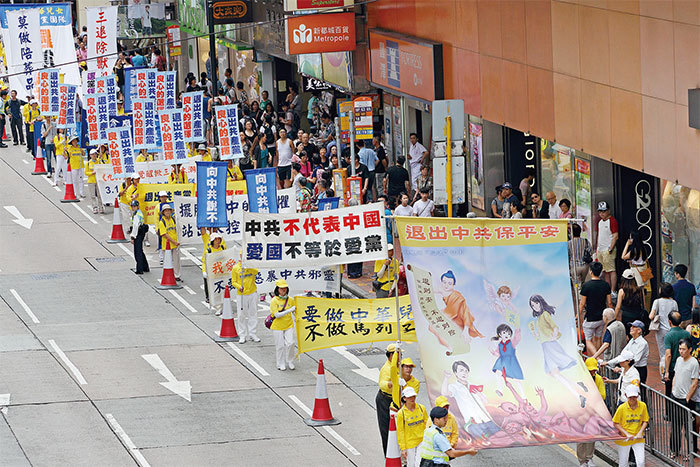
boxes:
[610,88,644,169]
[553,72,582,147]
[608,11,642,93]
[642,96,677,182]
[581,80,611,158]
[527,66,555,140]
[551,1,581,76]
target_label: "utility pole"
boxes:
[206,0,218,97]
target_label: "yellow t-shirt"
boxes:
[396,403,428,450]
[200,232,226,272]
[201,153,212,162]
[270,295,294,331]
[53,135,65,156]
[99,152,110,164]
[612,401,649,446]
[373,258,398,291]
[227,166,243,181]
[231,262,258,295]
[85,160,97,184]
[125,184,137,202]
[136,153,153,162]
[378,360,392,394]
[65,145,83,170]
[403,376,420,395]
[158,217,177,248]
[594,373,606,400]
[442,412,459,447]
[169,170,187,184]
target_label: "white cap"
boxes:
[387,244,394,251]
[132,175,140,180]
[618,350,635,362]
[158,190,168,197]
[402,387,417,398]
[89,149,98,154]
[210,232,223,241]
[625,385,640,398]
[160,203,173,212]
[30,99,37,104]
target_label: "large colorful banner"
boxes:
[6,9,42,96]
[215,104,244,160]
[174,188,296,245]
[86,6,117,74]
[294,296,416,354]
[132,99,158,150]
[204,248,341,307]
[242,202,388,268]
[196,161,228,228]
[182,91,204,142]
[57,84,78,129]
[110,127,135,178]
[396,218,618,449]
[155,71,177,111]
[159,108,187,162]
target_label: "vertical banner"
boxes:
[133,99,159,150]
[196,161,228,228]
[182,91,204,142]
[165,71,177,110]
[353,96,373,139]
[85,93,101,144]
[95,75,118,116]
[159,108,187,163]
[147,70,157,100]
[117,126,135,177]
[47,69,60,116]
[166,25,181,56]
[469,122,484,211]
[86,6,117,75]
[6,9,42,96]
[215,104,244,160]
[57,84,77,128]
[107,128,124,179]
[136,68,149,100]
[124,67,142,112]
[245,168,278,214]
[396,217,618,449]
[36,69,52,114]
[155,72,166,111]
[82,70,98,98]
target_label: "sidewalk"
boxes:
[342,241,403,300]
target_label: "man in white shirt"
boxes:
[142,5,152,36]
[545,191,562,219]
[601,320,649,384]
[407,133,428,190]
[595,201,619,291]
[671,339,698,456]
[413,187,434,217]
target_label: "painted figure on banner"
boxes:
[484,281,521,339]
[490,323,525,398]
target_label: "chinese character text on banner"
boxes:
[107,129,124,179]
[159,108,187,162]
[6,9,42,95]
[86,6,117,74]
[245,167,278,213]
[37,69,60,116]
[95,75,118,116]
[196,161,228,228]
[57,84,78,128]
[182,91,204,142]
[215,104,244,160]
[242,202,388,268]
[132,99,158,150]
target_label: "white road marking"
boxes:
[180,248,202,266]
[169,290,198,313]
[101,216,111,223]
[0,393,10,415]
[183,285,196,295]
[288,395,360,456]
[22,159,28,164]
[3,205,33,229]
[141,354,192,401]
[331,346,380,382]
[48,339,87,385]
[9,289,40,324]
[105,413,151,467]
[54,186,61,192]
[200,300,209,308]
[117,243,132,256]
[226,342,269,377]
[72,204,98,224]
[200,284,205,290]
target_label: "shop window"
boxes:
[661,182,700,287]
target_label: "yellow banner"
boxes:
[395,217,569,248]
[294,295,416,353]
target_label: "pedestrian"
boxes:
[412,187,434,217]
[231,257,260,343]
[394,193,413,217]
[385,156,411,206]
[65,135,85,197]
[376,343,396,455]
[52,128,66,186]
[5,90,25,146]
[200,229,226,314]
[595,201,618,292]
[358,139,376,201]
[602,349,640,405]
[673,264,697,328]
[374,137,387,197]
[400,357,420,395]
[412,165,433,204]
[670,338,698,460]
[85,149,103,213]
[373,244,397,298]
[156,190,170,263]
[614,269,646,335]
[129,200,149,274]
[601,320,649,385]
[579,261,612,355]
[577,357,606,467]
[269,279,296,371]
[649,282,678,375]
[419,406,478,465]
[158,204,181,281]
[509,202,523,219]
[529,191,549,218]
[612,385,648,467]
[433,396,459,448]
[621,231,651,298]
[41,116,57,176]
[396,386,428,467]
[559,198,573,219]
[591,308,627,362]
[490,185,506,218]
[276,128,295,189]
[545,191,562,219]
[569,223,592,284]
[665,312,691,408]
[499,183,519,218]
[407,133,428,190]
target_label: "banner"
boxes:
[137,183,195,225]
[107,128,126,179]
[242,202,388,268]
[245,167,278,213]
[86,93,109,145]
[114,127,135,178]
[159,108,187,162]
[6,9,42,96]
[196,161,228,228]
[57,84,77,129]
[124,67,142,112]
[294,295,416,354]
[174,188,296,245]
[155,71,177,111]
[215,104,244,160]
[182,91,204,142]
[396,217,618,449]
[95,75,118,116]
[132,99,159,150]
[86,6,117,74]
[37,69,60,116]
[205,247,341,307]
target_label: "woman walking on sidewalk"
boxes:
[269,279,296,371]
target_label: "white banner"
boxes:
[242,202,388,268]
[95,75,118,116]
[6,9,42,96]
[86,6,117,74]
[174,189,296,245]
[205,247,341,306]
[215,104,244,160]
[182,91,204,142]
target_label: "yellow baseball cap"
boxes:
[386,344,396,352]
[400,358,415,367]
[435,396,449,407]
[585,357,599,371]
[275,279,289,288]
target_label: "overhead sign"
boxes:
[211,0,253,25]
[369,29,443,102]
[284,0,354,11]
[432,99,464,142]
[302,75,332,91]
[166,25,181,56]
[285,12,355,55]
[353,96,372,140]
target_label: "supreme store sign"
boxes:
[285,12,355,55]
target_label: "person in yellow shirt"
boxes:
[22,97,37,154]
[116,98,126,116]
[169,164,187,183]
[52,129,66,186]
[373,244,398,298]
[158,204,181,280]
[187,142,197,158]
[612,385,648,467]
[118,178,132,206]
[433,396,459,448]
[200,228,226,314]
[227,159,243,181]
[377,343,397,454]
[98,144,110,164]
[65,135,85,197]
[269,279,296,370]
[85,149,103,213]
[231,256,260,344]
[577,357,606,466]
[400,358,420,396]
[396,386,428,467]
[197,143,212,161]
[135,149,153,162]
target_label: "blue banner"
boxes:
[245,167,278,214]
[317,197,340,211]
[47,69,60,116]
[80,111,132,153]
[0,3,71,29]
[196,161,228,228]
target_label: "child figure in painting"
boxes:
[431,271,483,355]
[484,282,521,337]
[491,324,525,398]
[528,294,589,409]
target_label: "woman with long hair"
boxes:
[615,269,646,335]
[621,231,651,301]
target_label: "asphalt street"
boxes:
[0,145,609,466]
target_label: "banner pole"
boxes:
[566,220,583,348]
[445,115,452,217]
[394,216,402,346]
[349,108,356,177]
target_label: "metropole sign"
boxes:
[285,12,355,55]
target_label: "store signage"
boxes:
[369,29,443,102]
[284,0,354,10]
[167,25,181,56]
[303,75,332,91]
[285,12,355,55]
[211,0,253,25]
[353,96,373,139]
[504,128,539,197]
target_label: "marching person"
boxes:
[269,279,296,371]
[433,396,459,448]
[85,149,103,213]
[377,343,397,455]
[65,135,85,197]
[227,159,243,181]
[231,255,260,343]
[400,357,420,395]
[612,385,648,467]
[52,128,66,186]
[196,143,212,161]
[169,164,187,183]
[374,244,397,298]
[129,200,149,274]
[396,386,428,467]
[577,358,606,467]
[200,228,226,314]
[419,406,478,465]
[158,204,181,281]
[156,190,171,264]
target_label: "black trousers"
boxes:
[376,390,392,456]
[347,262,363,277]
[670,397,696,454]
[134,225,150,273]
[25,124,31,151]
[11,117,23,144]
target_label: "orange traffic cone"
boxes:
[214,286,239,342]
[31,146,47,175]
[60,161,79,203]
[155,242,182,290]
[305,359,340,426]
[385,411,401,466]
[106,197,129,243]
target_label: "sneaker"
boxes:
[145,240,151,247]
[175,277,182,282]
[587,461,596,467]
[288,362,295,370]
[215,309,222,316]
[278,366,286,371]
[239,337,246,344]
[250,335,261,342]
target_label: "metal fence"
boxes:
[601,366,699,466]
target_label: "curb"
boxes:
[341,278,372,300]
[594,442,618,466]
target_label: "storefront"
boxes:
[661,182,700,285]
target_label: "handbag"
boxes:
[265,297,288,329]
[649,313,660,331]
[372,279,387,291]
[639,262,654,283]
